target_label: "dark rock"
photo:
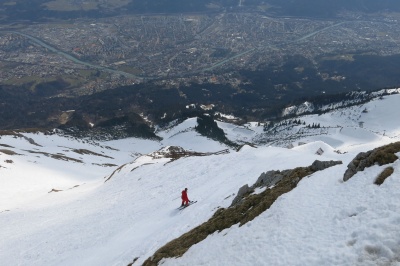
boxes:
[343,151,377,181]
[310,160,342,172]
[231,184,253,205]
[253,170,284,188]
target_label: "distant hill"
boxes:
[263,0,400,18]
[2,0,400,23]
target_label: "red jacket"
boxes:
[181,190,189,201]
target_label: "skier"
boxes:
[181,188,190,207]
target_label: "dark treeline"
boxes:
[1,53,400,133]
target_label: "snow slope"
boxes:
[0,94,400,266]
[228,93,400,150]
[162,153,400,266]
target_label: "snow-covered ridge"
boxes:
[220,93,400,149]
[282,88,400,117]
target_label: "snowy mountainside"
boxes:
[0,133,331,265]
[161,153,400,266]
[0,122,228,211]
[0,93,400,265]
[282,88,400,117]
[218,93,400,150]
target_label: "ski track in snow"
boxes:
[0,94,400,265]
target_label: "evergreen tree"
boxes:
[195,114,233,146]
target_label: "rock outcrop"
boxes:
[343,142,400,182]
[231,160,342,206]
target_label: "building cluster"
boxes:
[1,12,400,93]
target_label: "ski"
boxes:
[178,201,197,210]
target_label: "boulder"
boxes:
[310,160,342,172]
[343,151,373,181]
[253,170,284,188]
[231,184,252,205]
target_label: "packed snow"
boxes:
[0,94,400,266]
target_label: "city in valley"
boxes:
[1,11,400,96]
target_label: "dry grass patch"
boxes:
[93,163,118,167]
[104,164,127,182]
[366,142,400,165]
[50,154,83,163]
[0,130,43,147]
[24,150,83,163]
[344,141,400,181]
[0,149,19,155]
[105,146,119,151]
[48,188,63,193]
[22,136,42,147]
[72,149,114,159]
[370,150,399,166]
[375,167,394,186]
[0,143,14,148]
